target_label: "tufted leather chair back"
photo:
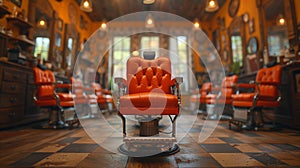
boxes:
[256,65,282,99]
[221,75,238,98]
[201,82,212,96]
[126,56,173,94]
[33,67,56,98]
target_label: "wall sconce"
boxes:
[80,0,93,12]
[37,18,47,28]
[145,13,155,28]
[194,19,200,29]
[277,14,285,26]
[205,0,219,12]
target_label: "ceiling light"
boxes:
[205,0,219,12]
[194,19,200,28]
[80,0,93,12]
[145,14,155,28]
[101,22,107,29]
[277,14,285,26]
[143,0,155,5]
[37,18,47,28]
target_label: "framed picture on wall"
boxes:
[57,18,63,31]
[10,0,22,7]
[248,18,255,34]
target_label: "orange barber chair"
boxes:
[114,56,182,156]
[91,82,115,112]
[190,82,212,113]
[205,75,238,120]
[199,82,212,112]
[70,77,98,118]
[230,65,282,131]
[33,67,78,129]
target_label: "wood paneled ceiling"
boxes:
[75,0,226,22]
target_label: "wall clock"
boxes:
[228,0,240,17]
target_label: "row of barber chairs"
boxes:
[33,67,114,129]
[193,64,282,131]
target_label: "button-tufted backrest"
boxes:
[256,65,282,84]
[256,65,282,99]
[126,56,172,94]
[33,67,56,98]
[221,75,238,98]
[200,82,212,96]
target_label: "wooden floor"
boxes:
[1,112,300,167]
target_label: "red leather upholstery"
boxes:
[232,65,282,108]
[206,75,238,105]
[91,83,113,104]
[70,77,97,105]
[119,56,179,115]
[200,82,212,104]
[33,67,74,107]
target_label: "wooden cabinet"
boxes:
[275,61,300,129]
[0,60,47,128]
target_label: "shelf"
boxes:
[0,31,35,46]
[6,17,33,29]
[0,5,11,18]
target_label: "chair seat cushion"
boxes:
[35,99,74,107]
[205,94,232,104]
[120,92,178,115]
[232,93,255,101]
[232,100,280,107]
[232,93,280,107]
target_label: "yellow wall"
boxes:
[203,0,261,73]
[295,0,300,24]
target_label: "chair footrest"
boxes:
[124,136,176,143]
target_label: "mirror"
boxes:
[63,24,79,72]
[28,0,54,62]
[263,0,289,57]
[228,16,246,74]
[247,37,258,54]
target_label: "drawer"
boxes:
[0,93,25,108]
[0,108,24,124]
[1,81,26,94]
[2,67,27,83]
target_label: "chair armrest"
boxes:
[235,83,256,89]
[114,77,127,95]
[55,83,71,89]
[175,77,183,84]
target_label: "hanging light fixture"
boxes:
[101,21,107,29]
[80,0,93,12]
[37,17,47,28]
[145,13,155,28]
[205,0,219,12]
[143,0,155,5]
[277,14,285,26]
[194,18,200,29]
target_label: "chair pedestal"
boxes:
[118,137,179,157]
[139,119,159,136]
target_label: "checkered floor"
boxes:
[1,112,300,167]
